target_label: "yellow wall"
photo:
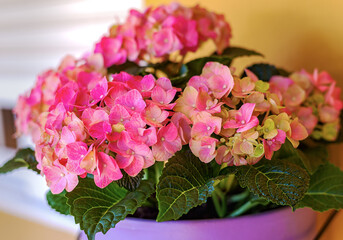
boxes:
[146,0,343,239]
[146,0,343,87]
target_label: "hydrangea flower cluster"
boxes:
[174,62,308,166]
[13,54,105,143]
[95,3,232,67]
[23,61,181,193]
[270,70,343,141]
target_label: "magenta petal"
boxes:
[237,116,259,132]
[116,154,134,169]
[94,152,123,188]
[124,156,144,176]
[66,142,88,161]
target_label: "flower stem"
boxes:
[212,188,227,218]
[229,200,260,217]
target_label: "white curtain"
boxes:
[0,0,143,108]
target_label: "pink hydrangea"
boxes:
[175,62,308,165]
[270,69,342,141]
[94,3,232,67]
[30,70,181,193]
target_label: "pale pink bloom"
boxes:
[191,112,222,139]
[201,62,234,99]
[171,112,192,145]
[152,27,182,57]
[297,107,318,134]
[263,129,286,160]
[93,152,123,188]
[104,82,129,108]
[269,76,293,100]
[319,106,340,123]
[58,55,76,72]
[123,37,139,62]
[115,89,146,113]
[215,145,233,165]
[111,132,154,176]
[89,76,108,105]
[75,72,108,106]
[53,82,77,111]
[85,53,105,72]
[66,141,88,175]
[81,108,111,139]
[174,86,198,118]
[111,72,136,84]
[125,115,157,146]
[223,103,259,132]
[188,76,209,92]
[232,77,255,98]
[189,137,218,163]
[152,123,182,161]
[43,162,78,194]
[94,36,127,67]
[106,105,132,142]
[127,74,155,98]
[325,82,343,110]
[310,69,334,92]
[64,112,87,142]
[288,118,308,147]
[151,77,177,109]
[45,103,66,131]
[283,84,306,108]
[195,88,222,114]
[245,92,270,112]
[142,103,169,127]
[55,126,76,159]
[109,104,131,125]
[80,145,97,172]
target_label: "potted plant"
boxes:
[1,3,342,240]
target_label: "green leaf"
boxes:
[242,63,289,82]
[219,46,263,58]
[299,146,328,174]
[171,56,232,88]
[0,148,39,174]
[295,162,343,211]
[156,148,222,222]
[107,61,146,75]
[66,178,155,240]
[116,171,144,191]
[46,190,70,215]
[234,156,310,206]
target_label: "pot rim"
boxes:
[123,206,306,224]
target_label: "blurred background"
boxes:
[0,0,342,239]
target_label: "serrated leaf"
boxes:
[242,63,289,82]
[0,148,39,174]
[234,144,310,206]
[156,148,221,222]
[46,190,70,215]
[220,46,263,58]
[116,171,144,191]
[295,162,343,211]
[66,178,155,240]
[299,146,328,174]
[171,56,232,89]
[273,140,306,169]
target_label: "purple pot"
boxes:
[79,207,316,240]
